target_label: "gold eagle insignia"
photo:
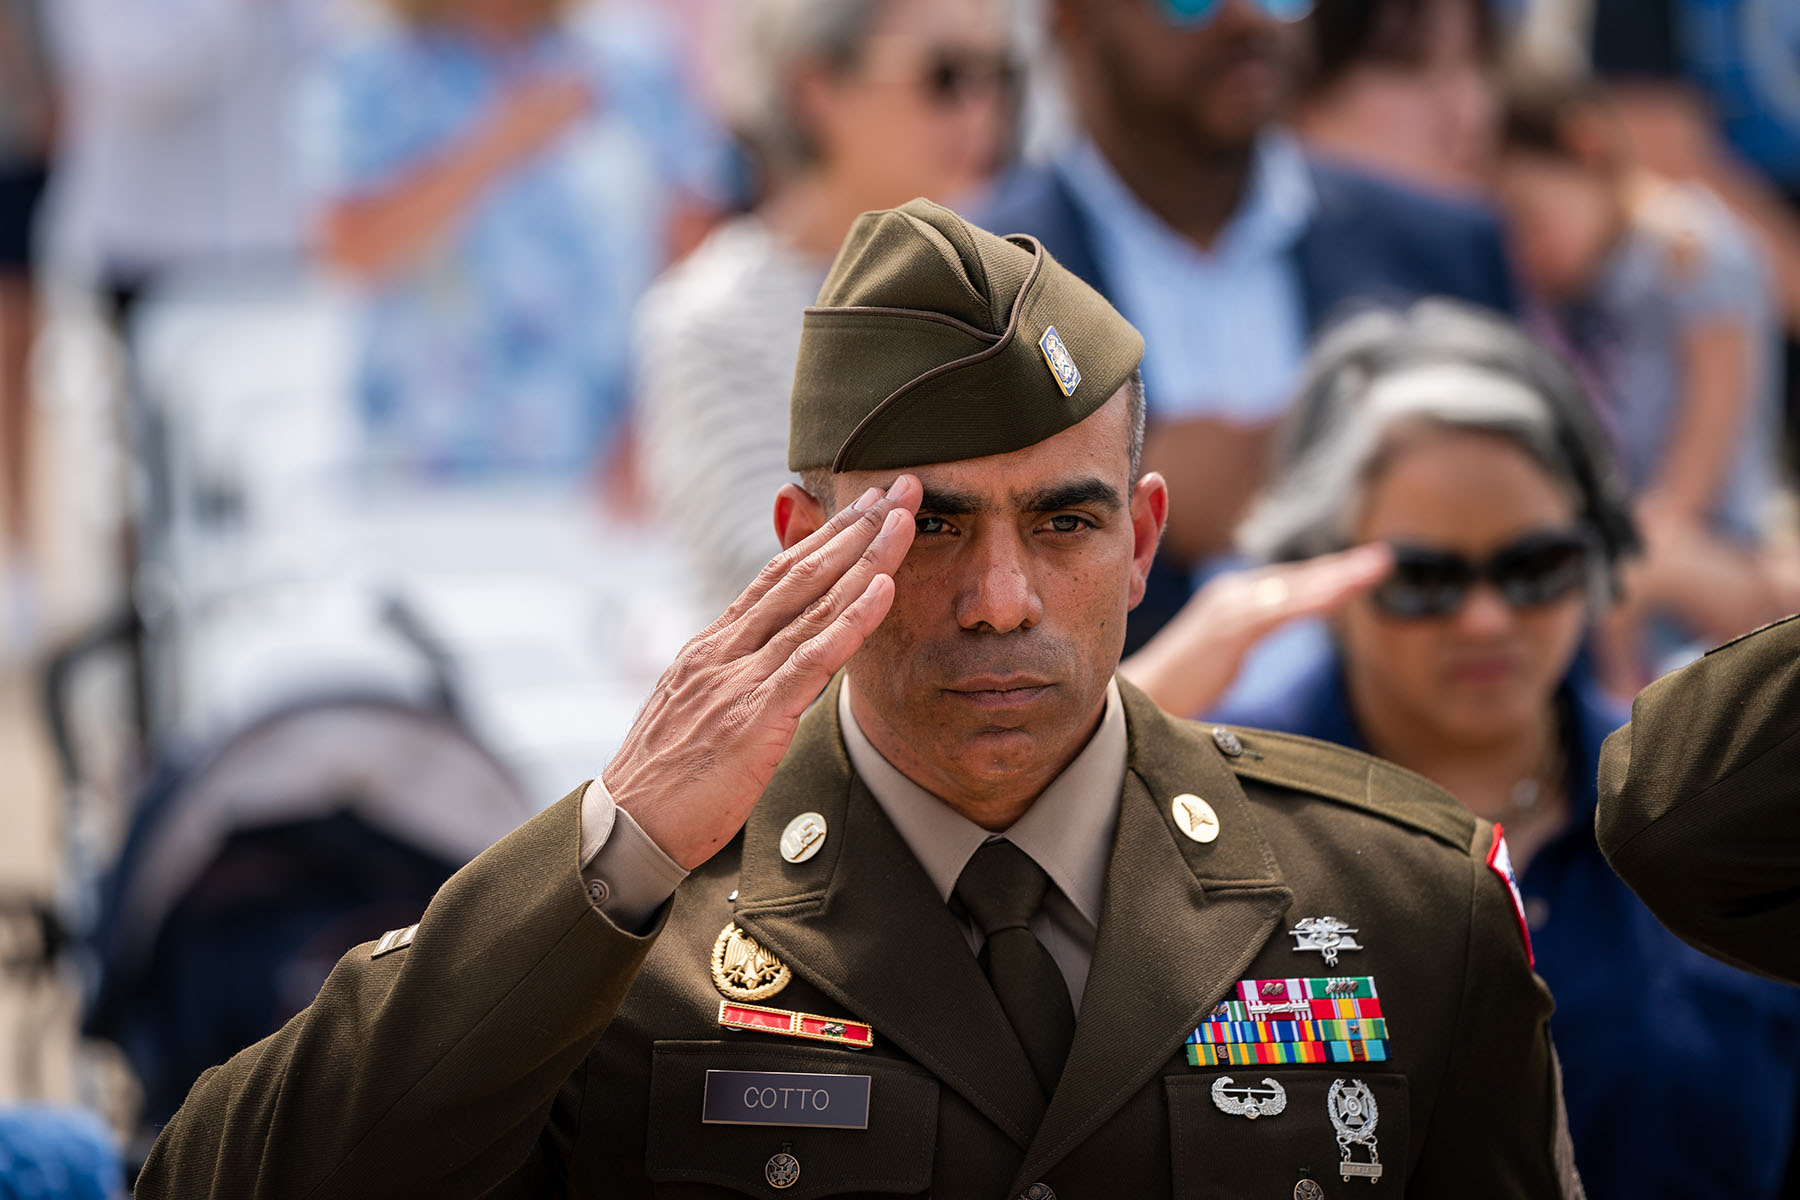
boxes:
[711,921,792,1001]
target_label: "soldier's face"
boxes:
[789,391,1166,823]
[1338,429,1589,748]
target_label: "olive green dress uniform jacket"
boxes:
[1598,613,1800,986]
[138,679,1573,1199]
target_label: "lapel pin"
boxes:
[1328,1078,1383,1182]
[1171,793,1221,843]
[780,812,828,864]
[1211,726,1244,757]
[1290,916,1362,967]
[712,921,792,1001]
[1211,1075,1287,1119]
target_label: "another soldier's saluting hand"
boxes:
[604,478,920,869]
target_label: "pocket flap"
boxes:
[1167,1071,1409,1198]
[648,1040,938,1198]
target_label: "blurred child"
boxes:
[1494,71,1797,688]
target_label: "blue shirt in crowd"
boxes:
[1055,133,1314,426]
[301,10,727,481]
[1216,644,1800,1198]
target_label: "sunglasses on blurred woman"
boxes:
[867,48,1021,109]
[1368,529,1595,620]
[1155,0,1314,27]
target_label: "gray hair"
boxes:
[1239,301,1639,596]
[725,0,891,174]
[800,367,1148,507]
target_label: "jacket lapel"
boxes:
[1011,684,1294,1188]
[731,677,1048,1150]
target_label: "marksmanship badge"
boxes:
[1327,1078,1383,1182]
[1290,916,1363,967]
[1039,326,1081,396]
[711,922,792,1001]
[1210,1076,1288,1119]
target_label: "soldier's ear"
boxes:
[1127,472,1169,611]
[774,483,827,551]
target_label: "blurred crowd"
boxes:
[2,0,1800,1195]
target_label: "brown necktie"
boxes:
[952,839,1078,1098]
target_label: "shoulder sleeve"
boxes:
[1409,820,1582,1197]
[135,788,663,1200]
[1597,613,1800,984]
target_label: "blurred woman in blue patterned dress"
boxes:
[303,0,728,483]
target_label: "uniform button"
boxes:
[1212,726,1244,757]
[586,877,610,907]
[1019,1185,1055,1200]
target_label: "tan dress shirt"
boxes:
[835,678,1126,1010]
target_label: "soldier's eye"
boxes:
[916,515,951,535]
[1048,515,1090,533]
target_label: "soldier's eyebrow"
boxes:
[1017,478,1124,514]
[917,484,984,516]
[916,478,1125,517]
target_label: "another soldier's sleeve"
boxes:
[1597,613,1800,985]
[135,787,661,1199]
[1411,821,1583,1198]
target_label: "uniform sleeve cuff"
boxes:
[579,778,689,932]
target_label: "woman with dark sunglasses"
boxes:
[1127,300,1800,1198]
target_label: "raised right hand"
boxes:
[603,477,921,869]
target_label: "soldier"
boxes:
[137,199,1579,1198]
[1598,613,1800,987]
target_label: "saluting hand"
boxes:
[1120,543,1394,718]
[603,477,922,869]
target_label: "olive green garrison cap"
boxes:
[787,198,1145,472]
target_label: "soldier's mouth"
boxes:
[943,678,1054,709]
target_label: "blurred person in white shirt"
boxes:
[633,0,1018,613]
[42,0,336,317]
[0,0,54,657]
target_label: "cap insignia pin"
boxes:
[711,921,792,1001]
[1039,325,1081,396]
[1290,916,1362,967]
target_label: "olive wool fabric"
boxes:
[136,679,1580,1198]
[787,198,1145,473]
[1599,613,1800,985]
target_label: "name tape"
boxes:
[701,1070,872,1130]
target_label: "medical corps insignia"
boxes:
[1039,325,1081,396]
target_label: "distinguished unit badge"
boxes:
[1039,325,1082,396]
